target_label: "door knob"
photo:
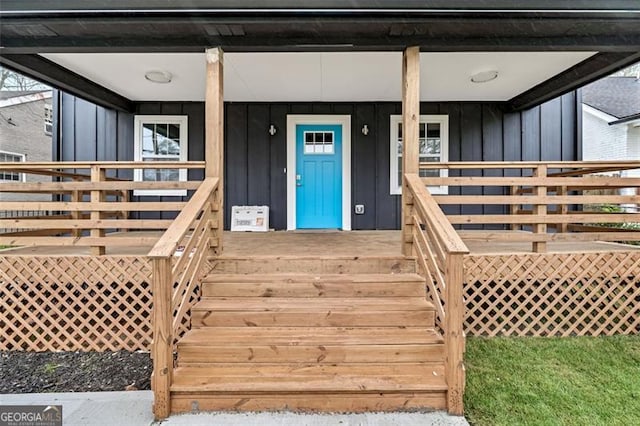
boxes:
[296,174,302,186]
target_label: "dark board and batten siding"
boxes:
[54,91,581,230]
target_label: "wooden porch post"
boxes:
[445,252,466,415]
[151,257,173,419]
[205,47,224,254]
[533,165,548,253]
[90,165,105,255]
[402,46,420,256]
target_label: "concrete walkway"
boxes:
[0,391,153,426]
[0,391,469,426]
[159,411,470,426]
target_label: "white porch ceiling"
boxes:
[41,51,595,103]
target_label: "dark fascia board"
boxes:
[0,54,134,113]
[2,0,640,14]
[507,52,640,112]
[610,112,640,126]
[2,2,639,54]
[3,35,640,55]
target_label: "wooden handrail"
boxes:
[405,174,468,254]
[0,161,209,250]
[421,176,640,187]
[432,195,640,204]
[404,172,468,416]
[148,177,219,258]
[419,160,640,170]
[149,176,220,419]
[418,161,640,252]
[0,181,202,192]
[0,201,187,211]
[5,168,125,181]
[0,161,205,169]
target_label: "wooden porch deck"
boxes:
[3,229,637,256]
[1,161,638,419]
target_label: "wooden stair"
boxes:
[170,256,447,413]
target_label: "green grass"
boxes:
[41,362,61,375]
[464,335,640,426]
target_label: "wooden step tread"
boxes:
[176,327,444,363]
[202,273,425,283]
[201,274,426,298]
[170,391,447,413]
[171,364,446,393]
[210,257,416,274]
[213,255,413,261]
[193,297,433,311]
[178,327,442,346]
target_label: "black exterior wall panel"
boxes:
[353,104,377,230]
[540,98,563,162]
[268,104,288,231]
[116,112,134,180]
[460,104,483,230]
[74,98,97,162]
[522,106,541,163]
[182,103,205,182]
[56,95,580,230]
[482,104,506,226]
[247,104,271,207]
[561,92,578,162]
[60,92,76,163]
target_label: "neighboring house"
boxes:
[0,90,52,210]
[582,76,640,174]
[582,75,640,211]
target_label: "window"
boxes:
[0,151,26,182]
[133,115,188,196]
[44,104,53,136]
[389,115,448,195]
[304,131,334,154]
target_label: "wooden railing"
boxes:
[0,161,205,253]
[1,161,222,418]
[404,173,469,416]
[147,177,220,419]
[420,161,640,253]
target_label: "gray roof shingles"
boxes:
[582,76,640,121]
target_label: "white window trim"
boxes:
[133,115,188,196]
[0,150,26,183]
[389,114,449,195]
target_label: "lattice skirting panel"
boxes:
[1,255,191,352]
[0,256,154,351]
[464,251,640,337]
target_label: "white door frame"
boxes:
[286,114,352,231]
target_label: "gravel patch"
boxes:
[0,351,151,393]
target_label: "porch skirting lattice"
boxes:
[1,251,639,352]
[0,256,154,351]
[0,256,201,352]
[464,251,640,337]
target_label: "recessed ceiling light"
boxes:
[144,70,172,84]
[470,70,499,84]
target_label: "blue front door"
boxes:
[296,124,342,229]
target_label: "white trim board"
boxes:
[582,103,619,125]
[286,115,352,231]
[0,91,52,109]
[389,114,449,195]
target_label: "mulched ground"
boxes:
[0,351,152,393]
